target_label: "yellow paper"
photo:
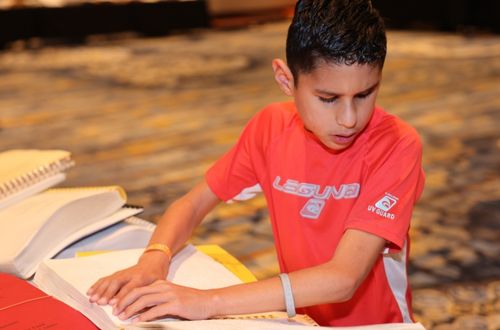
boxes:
[196,244,257,283]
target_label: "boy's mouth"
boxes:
[330,133,356,145]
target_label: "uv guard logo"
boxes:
[272,176,360,220]
[368,193,398,219]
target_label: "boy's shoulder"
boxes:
[247,101,299,135]
[366,107,423,154]
[256,101,297,123]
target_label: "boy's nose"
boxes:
[336,103,357,129]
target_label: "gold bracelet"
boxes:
[144,243,172,259]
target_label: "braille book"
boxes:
[0,186,142,279]
[34,245,243,329]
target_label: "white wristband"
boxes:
[278,273,296,318]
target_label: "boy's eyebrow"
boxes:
[314,82,380,96]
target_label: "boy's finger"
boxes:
[134,302,174,322]
[114,285,165,316]
[119,293,167,320]
[114,286,150,315]
[97,278,125,305]
[88,278,109,302]
[87,276,108,296]
[114,275,158,302]
[113,281,140,306]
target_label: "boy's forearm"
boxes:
[148,197,198,255]
[208,265,356,317]
[146,180,220,257]
[210,277,285,316]
[209,229,385,317]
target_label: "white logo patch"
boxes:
[375,194,398,211]
[300,199,325,219]
[368,192,399,220]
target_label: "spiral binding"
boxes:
[0,156,75,199]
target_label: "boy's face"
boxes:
[291,61,381,151]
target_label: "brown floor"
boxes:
[1,22,499,329]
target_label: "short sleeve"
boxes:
[205,112,263,202]
[346,131,425,251]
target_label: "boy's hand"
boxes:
[87,251,170,305]
[113,280,216,322]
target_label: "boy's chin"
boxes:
[319,138,353,151]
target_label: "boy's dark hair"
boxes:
[286,0,387,82]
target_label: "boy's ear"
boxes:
[272,59,294,96]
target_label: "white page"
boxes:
[42,245,242,294]
[55,216,152,259]
[0,188,123,260]
[18,207,143,278]
[35,245,243,329]
[0,187,128,278]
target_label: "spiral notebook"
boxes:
[0,186,143,279]
[0,149,74,210]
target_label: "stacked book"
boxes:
[0,149,147,279]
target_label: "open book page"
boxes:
[56,216,153,259]
[44,206,143,263]
[0,149,74,209]
[0,186,135,278]
[34,245,244,329]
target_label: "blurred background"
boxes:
[1,0,499,329]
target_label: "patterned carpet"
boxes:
[1,22,499,329]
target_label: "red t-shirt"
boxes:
[206,101,425,326]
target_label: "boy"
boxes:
[87,0,425,326]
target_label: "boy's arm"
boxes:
[113,228,386,321]
[87,180,220,305]
[215,229,386,313]
[146,179,221,258]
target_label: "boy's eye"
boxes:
[356,90,374,99]
[319,96,338,103]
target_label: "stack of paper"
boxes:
[0,148,144,279]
